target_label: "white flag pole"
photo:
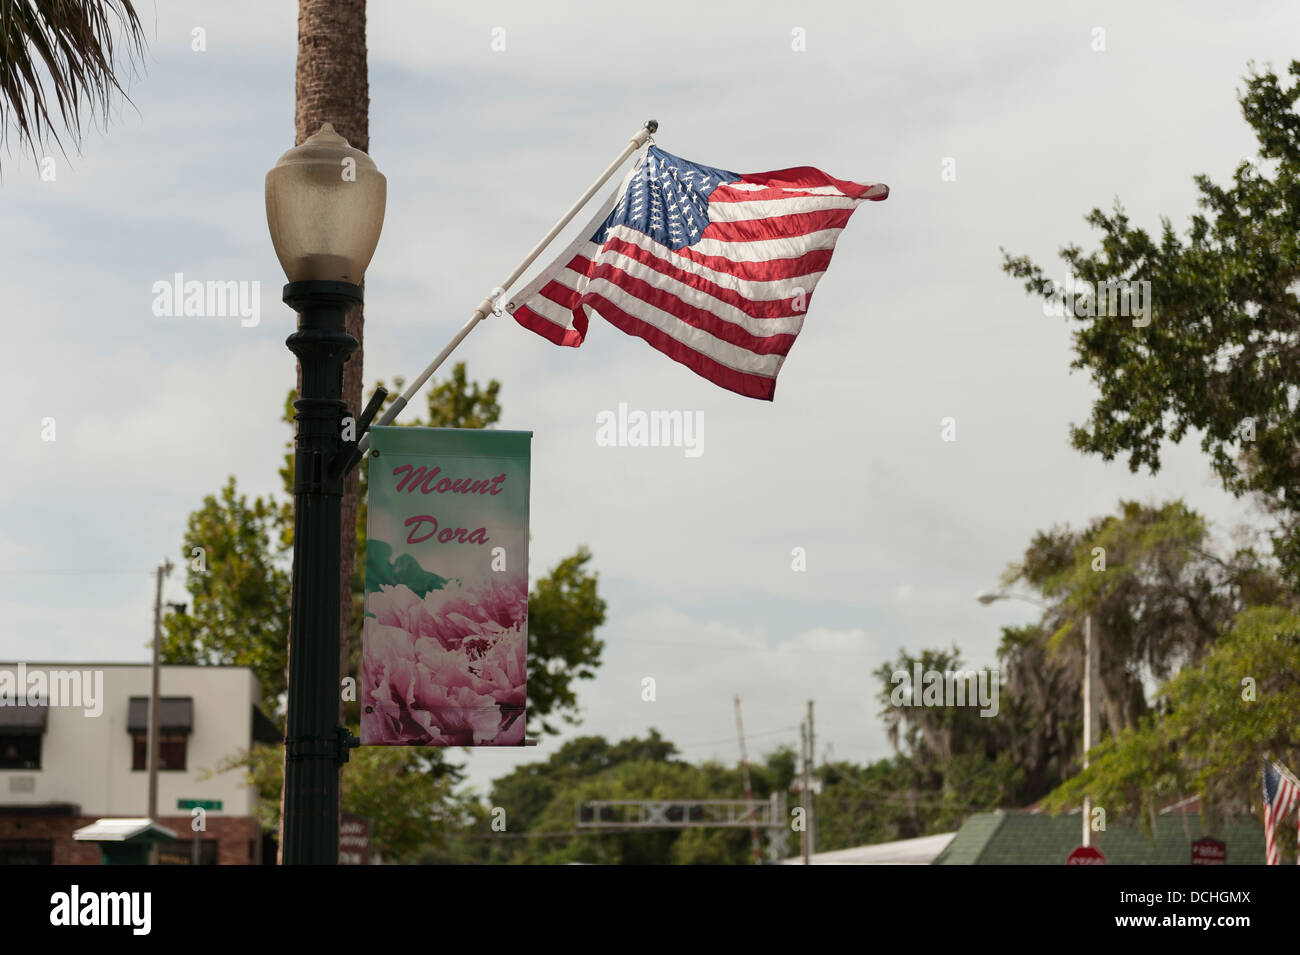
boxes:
[354,119,658,456]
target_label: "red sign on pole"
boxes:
[1066,845,1106,865]
[1191,837,1226,865]
[340,813,371,865]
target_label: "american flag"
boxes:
[507,145,889,400]
[1263,760,1300,865]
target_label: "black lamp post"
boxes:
[266,123,386,864]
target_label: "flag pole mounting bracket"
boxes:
[354,121,661,453]
[331,385,389,478]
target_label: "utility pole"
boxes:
[800,721,811,864]
[807,699,816,857]
[148,558,173,824]
[148,558,173,865]
[1082,614,1100,847]
[733,695,763,865]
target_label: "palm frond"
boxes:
[0,0,146,164]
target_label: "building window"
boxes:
[0,839,53,865]
[0,735,41,770]
[126,696,193,771]
[131,732,187,771]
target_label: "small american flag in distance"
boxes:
[1264,760,1300,865]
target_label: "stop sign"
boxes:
[1067,845,1107,865]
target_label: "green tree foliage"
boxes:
[816,757,941,847]
[486,730,679,836]
[1042,604,1300,855]
[235,742,465,864]
[1002,502,1298,832]
[526,548,606,735]
[1002,61,1300,580]
[871,647,1030,833]
[875,645,989,763]
[160,478,291,716]
[994,623,1080,799]
[426,732,798,865]
[864,500,1290,838]
[1002,499,1279,736]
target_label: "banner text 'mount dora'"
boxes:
[391,464,508,496]
[361,427,532,748]
[389,462,510,545]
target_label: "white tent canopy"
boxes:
[73,818,178,843]
[782,832,955,865]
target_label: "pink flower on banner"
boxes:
[362,575,528,746]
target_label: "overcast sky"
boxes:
[2,1,1296,798]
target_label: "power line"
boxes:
[617,638,885,658]
[671,726,799,751]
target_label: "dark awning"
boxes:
[127,697,193,734]
[0,704,48,735]
[251,706,281,744]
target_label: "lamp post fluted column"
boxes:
[281,280,359,864]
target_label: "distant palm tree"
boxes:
[0,0,146,164]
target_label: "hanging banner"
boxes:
[361,426,531,747]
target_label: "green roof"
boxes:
[931,811,1265,865]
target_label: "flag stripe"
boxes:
[1264,760,1300,864]
[583,281,786,376]
[708,196,864,219]
[739,166,891,199]
[588,260,803,354]
[705,209,859,244]
[609,224,839,282]
[599,239,818,323]
[711,181,890,203]
[602,230,832,294]
[683,228,847,264]
[584,292,780,399]
[512,287,586,346]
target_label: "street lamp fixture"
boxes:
[266,123,386,284]
[266,122,386,865]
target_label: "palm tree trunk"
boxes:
[281,0,369,864]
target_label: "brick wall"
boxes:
[0,813,261,865]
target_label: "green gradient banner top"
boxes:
[360,426,531,747]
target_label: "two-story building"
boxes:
[0,663,280,864]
